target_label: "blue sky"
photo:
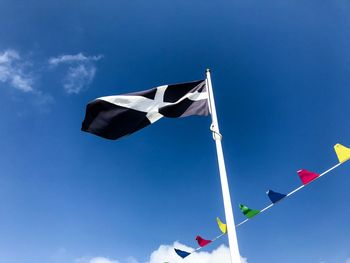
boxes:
[1,1,350,263]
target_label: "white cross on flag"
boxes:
[81,80,209,140]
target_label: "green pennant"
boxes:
[239,204,260,219]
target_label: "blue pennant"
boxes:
[174,248,191,258]
[267,190,286,204]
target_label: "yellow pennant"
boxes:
[216,217,227,234]
[334,143,350,163]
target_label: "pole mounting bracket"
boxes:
[210,123,222,141]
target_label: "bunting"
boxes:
[196,236,212,247]
[173,217,227,258]
[239,204,260,219]
[174,248,191,259]
[173,143,350,259]
[267,190,286,204]
[334,143,350,163]
[297,169,320,185]
[216,217,227,234]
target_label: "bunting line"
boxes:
[236,162,343,227]
[174,233,226,258]
[173,143,350,259]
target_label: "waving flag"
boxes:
[82,80,208,140]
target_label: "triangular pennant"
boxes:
[196,235,212,247]
[267,190,286,204]
[174,248,191,258]
[334,143,350,163]
[216,217,227,234]
[239,204,260,219]
[297,169,320,185]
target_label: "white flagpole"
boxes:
[206,69,242,263]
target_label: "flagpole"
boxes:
[206,69,242,263]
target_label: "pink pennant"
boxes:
[297,169,320,185]
[196,235,212,247]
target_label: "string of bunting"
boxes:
[174,143,350,259]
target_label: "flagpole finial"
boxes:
[206,68,211,73]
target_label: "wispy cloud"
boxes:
[0,49,34,92]
[49,53,102,94]
[0,49,103,113]
[49,53,102,65]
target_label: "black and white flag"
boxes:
[82,80,209,140]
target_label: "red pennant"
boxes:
[196,235,212,247]
[297,169,320,185]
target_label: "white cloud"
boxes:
[76,256,119,263]
[49,53,102,94]
[90,257,119,263]
[147,242,247,263]
[126,257,139,263]
[74,243,247,263]
[0,49,34,92]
